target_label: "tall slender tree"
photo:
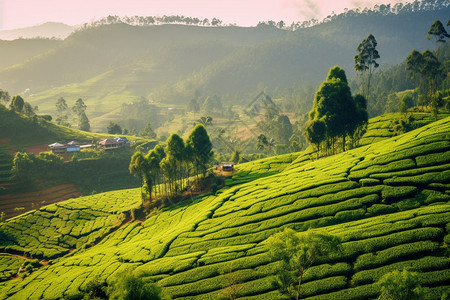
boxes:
[186,124,213,178]
[354,34,380,100]
[10,95,24,112]
[56,97,70,127]
[165,133,186,192]
[129,151,151,203]
[0,89,10,106]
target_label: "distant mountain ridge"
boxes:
[0,5,448,131]
[0,22,74,41]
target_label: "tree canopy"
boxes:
[354,34,380,100]
[267,228,341,300]
[305,66,367,155]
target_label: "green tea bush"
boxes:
[298,276,348,298]
[366,204,398,216]
[354,240,440,270]
[352,256,450,284]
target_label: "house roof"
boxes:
[67,141,78,145]
[114,137,128,142]
[48,142,66,148]
[221,162,235,167]
[98,138,119,146]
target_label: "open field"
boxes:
[0,115,449,299]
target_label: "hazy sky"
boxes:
[1,0,408,30]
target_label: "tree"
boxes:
[257,134,268,150]
[274,115,293,146]
[376,269,425,300]
[308,66,358,152]
[140,123,157,139]
[355,34,380,100]
[230,150,241,164]
[351,94,368,147]
[78,112,90,131]
[165,133,186,192]
[267,228,341,300]
[198,116,213,126]
[10,95,24,112]
[107,122,122,135]
[400,94,414,113]
[0,89,10,106]
[71,98,89,131]
[56,97,70,126]
[304,119,326,158]
[72,98,87,116]
[420,50,444,113]
[427,20,450,45]
[23,102,36,117]
[186,124,213,177]
[129,151,151,202]
[187,98,200,113]
[11,152,34,184]
[109,275,162,300]
[406,49,423,96]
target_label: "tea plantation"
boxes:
[0,116,449,299]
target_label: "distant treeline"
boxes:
[79,0,448,32]
[78,15,223,30]
[263,0,450,31]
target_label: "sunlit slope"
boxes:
[1,117,450,299]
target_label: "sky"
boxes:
[0,0,409,30]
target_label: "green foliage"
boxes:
[10,95,24,113]
[140,123,157,139]
[109,275,162,300]
[267,228,341,299]
[376,269,425,300]
[307,66,367,155]
[186,124,213,176]
[1,114,450,300]
[107,122,122,135]
[428,20,450,44]
[354,34,380,100]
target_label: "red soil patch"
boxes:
[0,184,82,219]
[26,144,49,156]
[0,138,11,144]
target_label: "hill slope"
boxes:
[0,6,448,121]
[0,116,449,299]
[0,22,74,41]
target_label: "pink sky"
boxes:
[1,0,407,30]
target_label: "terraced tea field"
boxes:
[0,116,449,299]
[0,184,82,219]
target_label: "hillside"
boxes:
[0,104,152,148]
[0,5,448,127]
[0,105,158,215]
[0,116,449,299]
[0,22,74,41]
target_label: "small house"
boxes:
[98,138,119,150]
[114,137,129,146]
[66,141,80,152]
[220,162,235,172]
[48,142,67,154]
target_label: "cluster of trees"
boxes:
[0,92,39,118]
[70,274,164,300]
[56,97,90,131]
[119,99,164,136]
[258,0,447,31]
[129,124,213,203]
[79,14,223,30]
[405,19,449,116]
[305,66,368,157]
